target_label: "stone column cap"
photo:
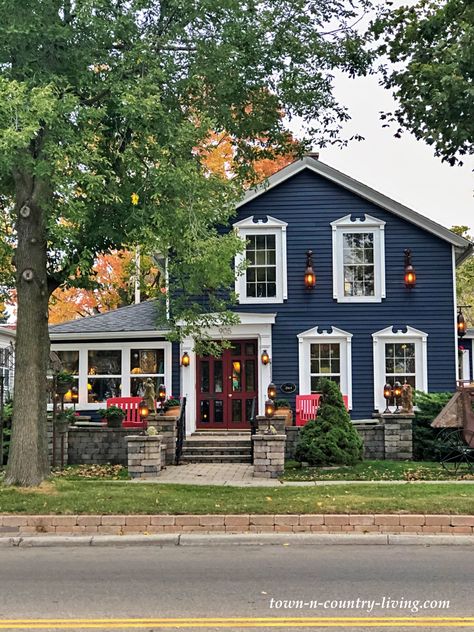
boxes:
[252,434,286,441]
[126,435,162,442]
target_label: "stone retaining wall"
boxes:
[1,514,473,536]
[67,427,143,465]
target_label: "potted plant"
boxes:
[162,397,181,417]
[275,398,293,426]
[55,370,75,395]
[98,405,126,428]
[54,411,72,433]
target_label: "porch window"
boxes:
[56,350,79,403]
[87,349,121,403]
[130,348,165,397]
[310,343,341,392]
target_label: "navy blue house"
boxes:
[49,156,473,434]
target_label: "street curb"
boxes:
[0,533,473,548]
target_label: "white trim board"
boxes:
[237,156,472,264]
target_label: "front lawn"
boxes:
[282,460,469,482]
[0,478,473,514]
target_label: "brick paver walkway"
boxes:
[154,463,276,486]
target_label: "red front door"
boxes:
[196,340,258,430]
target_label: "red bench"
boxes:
[106,397,147,429]
[295,394,349,426]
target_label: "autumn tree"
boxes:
[0,0,373,486]
[372,0,474,165]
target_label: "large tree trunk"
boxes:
[5,173,50,487]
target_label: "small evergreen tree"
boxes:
[295,379,363,466]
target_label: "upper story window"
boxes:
[331,214,386,303]
[234,215,288,304]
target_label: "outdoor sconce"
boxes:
[457,307,470,338]
[383,383,392,414]
[261,350,270,365]
[267,383,277,400]
[304,250,316,289]
[393,381,402,413]
[181,352,190,367]
[404,249,416,288]
[139,399,149,419]
[265,398,275,419]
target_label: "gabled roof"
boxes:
[238,156,473,265]
[49,300,167,338]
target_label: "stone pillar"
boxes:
[126,435,162,479]
[252,434,286,478]
[381,413,414,460]
[146,414,178,465]
[256,415,286,434]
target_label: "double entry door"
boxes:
[196,340,258,430]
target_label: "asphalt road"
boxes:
[0,544,473,631]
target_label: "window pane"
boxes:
[214,400,224,423]
[131,376,162,398]
[245,359,256,392]
[232,360,242,392]
[214,360,223,393]
[200,400,210,423]
[200,361,210,393]
[245,342,256,356]
[88,350,121,375]
[87,377,121,403]
[130,349,164,374]
[232,399,242,422]
[56,350,79,375]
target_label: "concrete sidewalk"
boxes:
[132,463,474,486]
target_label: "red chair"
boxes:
[106,397,147,429]
[295,395,321,427]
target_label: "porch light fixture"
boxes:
[457,306,470,338]
[139,399,149,419]
[304,250,316,289]
[265,398,275,419]
[158,383,166,403]
[261,350,270,365]
[181,351,190,367]
[393,381,402,413]
[383,383,392,414]
[404,249,416,288]
[267,383,277,400]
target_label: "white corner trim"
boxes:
[297,325,353,409]
[372,325,429,412]
[452,245,459,382]
[234,215,288,304]
[331,214,386,303]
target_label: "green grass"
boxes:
[0,478,473,514]
[282,460,470,482]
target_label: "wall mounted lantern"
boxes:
[181,351,190,367]
[457,306,470,338]
[304,250,316,289]
[267,383,277,400]
[261,350,270,365]
[404,249,416,288]
[383,383,392,414]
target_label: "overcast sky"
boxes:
[289,69,473,237]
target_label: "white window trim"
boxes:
[331,213,386,303]
[372,325,428,412]
[234,215,288,304]
[51,341,172,409]
[460,348,471,382]
[297,326,353,409]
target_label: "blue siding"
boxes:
[235,169,457,419]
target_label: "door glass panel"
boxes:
[214,400,224,423]
[245,398,254,423]
[200,361,210,393]
[232,361,242,392]
[232,399,242,422]
[231,343,241,356]
[214,360,223,393]
[245,360,256,392]
[245,342,256,356]
[200,400,210,423]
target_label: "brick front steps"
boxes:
[1,514,473,536]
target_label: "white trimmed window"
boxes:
[372,326,428,412]
[331,214,386,303]
[297,326,353,409]
[234,215,287,304]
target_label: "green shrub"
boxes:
[413,391,453,461]
[295,379,363,466]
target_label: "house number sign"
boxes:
[280,383,296,394]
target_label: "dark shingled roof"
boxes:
[49,300,166,334]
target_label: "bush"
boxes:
[295,379,363,466]
[413,391,453,461]
[1,401,13,466]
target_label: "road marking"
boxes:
[0,618,473,629]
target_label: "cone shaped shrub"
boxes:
[295,378,363,466]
